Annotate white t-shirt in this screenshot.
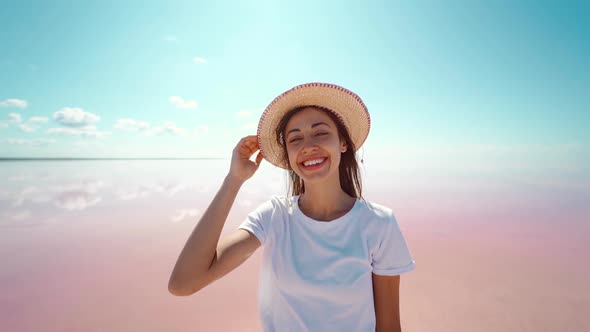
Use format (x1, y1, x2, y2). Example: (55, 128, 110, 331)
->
(238, 195, 416, 332)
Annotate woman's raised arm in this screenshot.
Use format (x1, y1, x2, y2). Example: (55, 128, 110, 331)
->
(168, 135, 263, 296)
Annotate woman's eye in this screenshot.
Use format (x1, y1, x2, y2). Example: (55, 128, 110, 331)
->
(288, 133, 327, 143)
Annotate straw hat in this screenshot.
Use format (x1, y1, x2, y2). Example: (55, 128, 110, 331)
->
(257, 82, 371, 169)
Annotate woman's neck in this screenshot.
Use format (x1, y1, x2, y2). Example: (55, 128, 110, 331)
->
(298, 177, 356, 221)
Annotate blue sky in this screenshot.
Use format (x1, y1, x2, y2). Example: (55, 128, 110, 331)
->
(1, 0, 588, 172)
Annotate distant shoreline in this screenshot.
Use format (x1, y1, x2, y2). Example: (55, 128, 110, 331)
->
(0, 158, 225, 161)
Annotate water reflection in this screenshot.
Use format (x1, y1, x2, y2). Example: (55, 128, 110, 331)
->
(0, 159, 588, 331)
(0, 160, 286, 228)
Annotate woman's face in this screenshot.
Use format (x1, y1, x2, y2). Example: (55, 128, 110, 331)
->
(284, 107, 347, 184)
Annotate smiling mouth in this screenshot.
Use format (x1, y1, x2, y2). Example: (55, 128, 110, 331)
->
(300, 157, 327, 169)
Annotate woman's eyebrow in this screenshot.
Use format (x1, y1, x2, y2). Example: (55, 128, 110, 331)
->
(286, 122, 331, 135)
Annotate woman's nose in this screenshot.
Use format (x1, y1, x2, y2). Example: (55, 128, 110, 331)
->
(301, 138, 319, 152)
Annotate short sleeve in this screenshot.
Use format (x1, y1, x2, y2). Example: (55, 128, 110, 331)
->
(371, 212, 416, 276)
(237, 199, 275, 246)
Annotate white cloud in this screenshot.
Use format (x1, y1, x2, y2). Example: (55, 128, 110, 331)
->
(52, 179, 108, 195)
(0, 99, 28, 108)
(19, 124, 36, 132)
(17, 116, 49, 132)
(47, 125, 110, 138)
(12, 186, 53, 206)
(73, 140, 106, 148)
(171, 209, 201, 223)
(192, 125, 209, 137)
(151, 180, 191, 196)
(0, 122, 7, 128)
(7, 174, 31, 182)
(144, 121, 187, 136)
(169, 96, 198, 109)
(9, 116, 50, 132)
(50, 179, 107, 210)
(54, 191, 102, 211)
(193, 57, 207, 64)
(2, 138, 56, 146)
(114, 118, 151, 131)
(8, 179, 107, 208)
(116, 181, 190, 199)
(240, 122, 257, 131)
(28, 116, 48, 123)
(6, 211, 31, 220)
(237, 111, 252, 118)
(53, 107, 100, 127)
(116, 185, 152, 201)
(8, 113, 21, 123)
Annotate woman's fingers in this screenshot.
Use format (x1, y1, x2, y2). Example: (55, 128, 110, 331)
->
(229, 136, 263, 182)
(238, 136, 256, 147)
(236, 135, 261, 159)
(238, 144, 257, 157)
(238, 136, 260, 155)
(255, 151, 264, 165)
(242, 134, 256, 141)
(244, 137, 259, 150)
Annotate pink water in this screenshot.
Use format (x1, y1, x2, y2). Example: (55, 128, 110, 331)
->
(1, 160, 588, 331)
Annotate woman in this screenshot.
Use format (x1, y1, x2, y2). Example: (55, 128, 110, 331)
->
(169, 83, 416, 331)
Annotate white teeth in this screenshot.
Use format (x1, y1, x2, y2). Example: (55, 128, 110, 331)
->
(303, 158, 325, 166)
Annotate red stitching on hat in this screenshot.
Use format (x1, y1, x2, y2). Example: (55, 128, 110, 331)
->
(263, 82, 369, 113)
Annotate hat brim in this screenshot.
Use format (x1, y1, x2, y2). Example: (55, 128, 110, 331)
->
(257, 82, 370, 169)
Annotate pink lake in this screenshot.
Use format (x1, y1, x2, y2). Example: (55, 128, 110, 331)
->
(1, 160, 588, 331)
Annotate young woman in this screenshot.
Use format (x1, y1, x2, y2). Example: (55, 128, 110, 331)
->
(169, 83, 416, 331)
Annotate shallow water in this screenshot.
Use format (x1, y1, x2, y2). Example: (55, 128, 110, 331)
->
(1, 160, 588, 331)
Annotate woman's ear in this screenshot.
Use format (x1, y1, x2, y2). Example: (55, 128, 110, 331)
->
(340, 140, 347, 153)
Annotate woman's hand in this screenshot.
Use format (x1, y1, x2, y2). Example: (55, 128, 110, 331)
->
(228, 135, 264, 183)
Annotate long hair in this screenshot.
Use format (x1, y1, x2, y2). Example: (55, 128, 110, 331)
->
(274, 105, 363, 198)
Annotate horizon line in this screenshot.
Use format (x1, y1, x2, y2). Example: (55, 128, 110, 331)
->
(0, 157, 226, 161)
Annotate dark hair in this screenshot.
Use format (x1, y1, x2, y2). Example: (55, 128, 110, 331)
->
(275, 105, 363, 198)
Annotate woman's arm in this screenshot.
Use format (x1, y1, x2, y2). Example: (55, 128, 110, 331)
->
(168, 135, 263, 296)
(372, 273, 402, 332)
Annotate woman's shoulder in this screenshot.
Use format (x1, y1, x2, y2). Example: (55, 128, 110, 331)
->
(357, 198, 396, 222)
